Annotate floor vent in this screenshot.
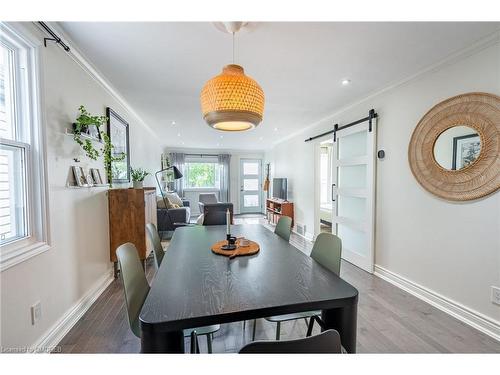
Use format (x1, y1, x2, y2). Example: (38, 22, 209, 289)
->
(296, 223, 306, 236)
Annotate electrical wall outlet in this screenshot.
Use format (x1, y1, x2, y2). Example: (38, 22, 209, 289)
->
(31, 302, 42, 325)
(491, 286, 500, 306)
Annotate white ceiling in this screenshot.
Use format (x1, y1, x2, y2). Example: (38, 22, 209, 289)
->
(59, 22, 500, 151)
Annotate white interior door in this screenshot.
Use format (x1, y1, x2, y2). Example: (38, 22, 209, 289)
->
(331, 118, 376, 273)
(240, 159, 262, 214)
(318, 141, 334, 234)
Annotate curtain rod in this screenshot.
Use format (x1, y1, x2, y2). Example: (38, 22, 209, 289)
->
(185, 153, 219, 157)
(304, 109, 377, 142)
(38, 22, 70, 52)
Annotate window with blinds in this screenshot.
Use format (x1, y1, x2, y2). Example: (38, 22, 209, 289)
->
(1, 23, 49, 270)
(0, 39, 29, 245)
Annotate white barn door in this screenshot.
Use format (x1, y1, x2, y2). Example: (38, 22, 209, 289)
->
(331, 116, 376, 273)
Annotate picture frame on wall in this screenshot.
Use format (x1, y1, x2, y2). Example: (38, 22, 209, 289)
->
(106, 107, 130, 183)
(91, 168, 103, 185)
(87, 124, 102, 141)
(72, 166, 88, 187)
(452, 133, 481, 170)
(71, 123, 102, 142)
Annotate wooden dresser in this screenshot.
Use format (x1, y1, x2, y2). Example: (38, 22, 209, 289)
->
(266, 198, 294, 227)
(108, 187, 157, 276)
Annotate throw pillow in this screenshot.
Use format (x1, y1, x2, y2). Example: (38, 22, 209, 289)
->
(157, 196, 174, 209)
(166, 192, 183, 206)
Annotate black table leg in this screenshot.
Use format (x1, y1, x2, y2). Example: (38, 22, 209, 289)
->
(321, 301, 358, 353)
(141, 329, 184, 353)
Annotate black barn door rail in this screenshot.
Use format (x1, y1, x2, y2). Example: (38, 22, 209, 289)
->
(304, 109, 378, 143)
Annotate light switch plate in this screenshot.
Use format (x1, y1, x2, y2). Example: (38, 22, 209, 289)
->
(31, 302, 42, 325)
(491, 286, 500, 306)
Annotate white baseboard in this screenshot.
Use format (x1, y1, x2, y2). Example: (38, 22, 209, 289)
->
(374, 265, 500, 342)
(33, 269, 114, 353)
(292, 228, 314, 242)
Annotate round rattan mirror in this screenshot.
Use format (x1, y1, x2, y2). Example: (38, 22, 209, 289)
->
(408, 92, 500, 201)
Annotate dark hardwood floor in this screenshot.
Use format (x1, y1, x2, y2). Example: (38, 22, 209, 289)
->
(56, 215, 500, 353)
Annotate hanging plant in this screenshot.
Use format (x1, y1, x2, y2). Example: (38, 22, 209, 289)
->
(72, 105, 126, 187)
(73, 105, 107, 160)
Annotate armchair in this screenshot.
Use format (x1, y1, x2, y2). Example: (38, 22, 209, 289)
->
(198, 193, 234, 226)
(198, 193, 220, 213)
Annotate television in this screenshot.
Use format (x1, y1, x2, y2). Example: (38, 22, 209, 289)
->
(272, 178, 288, 200)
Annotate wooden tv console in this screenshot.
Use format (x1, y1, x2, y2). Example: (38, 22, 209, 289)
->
(266, 198, 294, 227)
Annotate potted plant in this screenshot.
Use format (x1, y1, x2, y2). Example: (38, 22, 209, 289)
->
(130, 167, 149, 189)
(71, 105, 126, 187)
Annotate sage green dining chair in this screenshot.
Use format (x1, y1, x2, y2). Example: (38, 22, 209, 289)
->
(146, 223, 164, 270)
(240, 329, 342, 353)
(252, 232, 342, 341)
(116, 243, 220, 353)
(245, 215, 294, 333)
(274, 216, 292, 242)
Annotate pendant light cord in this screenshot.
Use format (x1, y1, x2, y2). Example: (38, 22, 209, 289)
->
(232, 32, 235, 64)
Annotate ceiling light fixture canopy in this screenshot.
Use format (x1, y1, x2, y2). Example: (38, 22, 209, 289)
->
(200, 22, 264, 132)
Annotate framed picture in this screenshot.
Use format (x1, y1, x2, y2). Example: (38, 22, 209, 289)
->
(72, 122, 102, 142)
(86, 171, 94, 187)
(72, 166, 88, 187)
(91, 168, 103, 185)
(87, 124, 102, 141)
(106, 107, 130, 183)
(452, 133, 481, 170)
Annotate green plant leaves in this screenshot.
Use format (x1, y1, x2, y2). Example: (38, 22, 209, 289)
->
(72, 105, 127, 186)
(130, 167, 149, 182)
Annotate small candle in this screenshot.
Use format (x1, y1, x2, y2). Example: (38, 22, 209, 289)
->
(226, 208, 231, 235)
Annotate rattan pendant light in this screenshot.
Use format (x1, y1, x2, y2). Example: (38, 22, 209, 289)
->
(200, 23, 264, 131)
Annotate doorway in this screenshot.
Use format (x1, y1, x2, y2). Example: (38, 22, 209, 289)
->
(318, 140, 333, 234)
(239, 159, 262, 214)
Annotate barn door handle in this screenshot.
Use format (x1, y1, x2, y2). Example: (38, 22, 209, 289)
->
(332, 183, 336, 202)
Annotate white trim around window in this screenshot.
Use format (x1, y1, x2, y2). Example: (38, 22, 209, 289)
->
(0, 22, 50, 271)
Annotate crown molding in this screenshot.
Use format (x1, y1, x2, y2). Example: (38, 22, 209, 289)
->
(31, 21, 161, 143)
(273, 29, 500, 148)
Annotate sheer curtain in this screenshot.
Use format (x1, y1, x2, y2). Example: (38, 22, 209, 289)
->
(218, 154, 231, 202)
(169, 152, 185, 197)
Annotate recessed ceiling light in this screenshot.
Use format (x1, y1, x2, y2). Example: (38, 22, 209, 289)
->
(341, 79, 351, 86)
(259, 136, 263, 140)
(177, 133, 181, 137)
(220, 135, 224, 139)
(274, 127, 278, 132)
(171, 121, 176, 125)
(216, 143, 220, 146)
(181, 141, 185, 145)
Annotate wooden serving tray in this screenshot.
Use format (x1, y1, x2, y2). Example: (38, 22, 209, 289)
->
(211, 239, 260, 258)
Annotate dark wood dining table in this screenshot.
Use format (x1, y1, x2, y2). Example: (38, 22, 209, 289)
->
(139, 224, 359, 353)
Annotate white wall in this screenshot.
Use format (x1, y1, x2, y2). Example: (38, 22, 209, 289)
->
(166, 148, 265, 216)
(266, 40, 500, 324)
(0, 23, 164, 349)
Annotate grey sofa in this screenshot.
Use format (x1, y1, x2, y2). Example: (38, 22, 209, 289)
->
(157, 199, 190, 232)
